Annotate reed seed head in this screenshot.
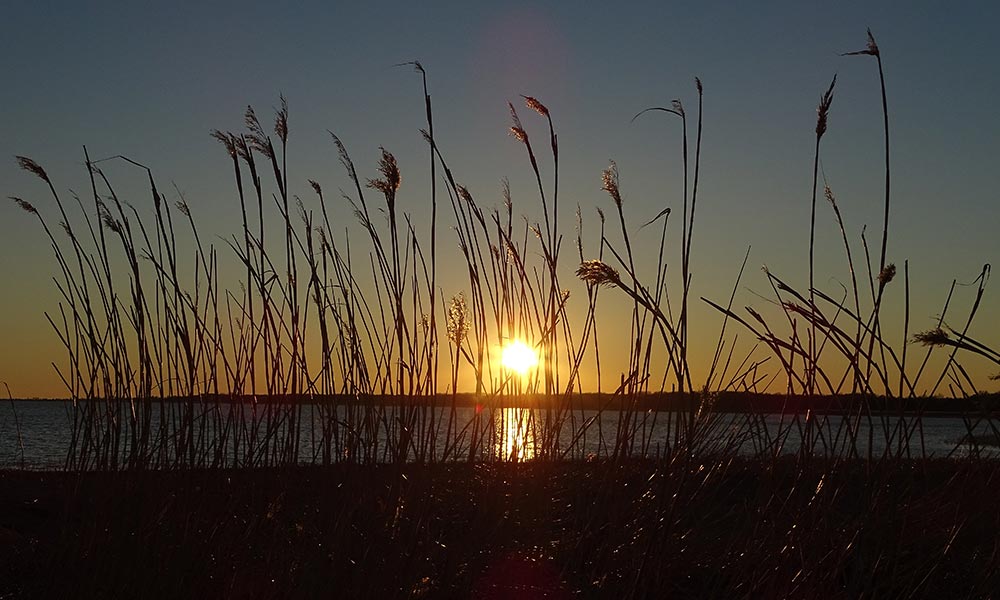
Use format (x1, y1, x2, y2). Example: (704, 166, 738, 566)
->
(245, 105, 273, 159)
(844, 28, 880, 57)
(878, 263, 896, 285)
(505, 240, 519, 265)
(16, 156, 50, 183)
(508, 102, 528, 144)
(211, 130, 238, 158)
(446, 293, 470, 345)
(10, 196, 38, 215)
(366, 148, 401, 201)
(274, 94, 289, 144)
(576, 260, 621, 288)
(522, 95, 549, 117)
(329, 132, 356, 182)
(309, 179, 322, 197)
(101, 212, 122, 235)
(233, 136, 250, 163)
(865, 29, 880, 56)
(602, 161, 622, 208)
(575, 205, 584, 254)
(317, 227, 329, 252)
(913, 328, 950, 347)
(295, 197, 307, 224)
(816, 74, 836, 139)
(823, 184, 837, 208)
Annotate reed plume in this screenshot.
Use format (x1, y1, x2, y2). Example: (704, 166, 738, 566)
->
(576, 260, 621, 288)
(601, 162, 622, 208)
(15, 156, 50, 183)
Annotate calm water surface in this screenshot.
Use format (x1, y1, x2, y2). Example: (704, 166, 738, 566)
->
(0, 400, 994, 469)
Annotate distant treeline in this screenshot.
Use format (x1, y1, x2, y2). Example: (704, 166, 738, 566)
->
(13, 392, 1000, 416)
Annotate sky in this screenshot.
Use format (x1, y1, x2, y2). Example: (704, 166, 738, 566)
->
(1, 1, 998, 397)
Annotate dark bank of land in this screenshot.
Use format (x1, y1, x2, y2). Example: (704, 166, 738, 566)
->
(11, 391, 1000, 417)
(2, 459, 999, 598)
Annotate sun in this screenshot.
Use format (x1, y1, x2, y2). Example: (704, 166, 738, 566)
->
(500, 339, 538, 376)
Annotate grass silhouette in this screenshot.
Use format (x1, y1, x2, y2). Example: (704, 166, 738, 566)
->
(3, 29, 1000, 598)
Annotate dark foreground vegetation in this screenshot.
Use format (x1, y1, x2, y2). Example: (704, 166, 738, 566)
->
(3, 458, 999, 599)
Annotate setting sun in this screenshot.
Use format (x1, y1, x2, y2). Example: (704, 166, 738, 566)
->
(500, 340, 539, 375)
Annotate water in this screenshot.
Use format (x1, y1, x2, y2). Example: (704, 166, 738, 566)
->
(0, 400, 995, 469)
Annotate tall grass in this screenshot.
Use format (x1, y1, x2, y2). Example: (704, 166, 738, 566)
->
(6, 31, 998, 473)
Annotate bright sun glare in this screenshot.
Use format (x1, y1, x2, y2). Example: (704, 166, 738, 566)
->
(500, 340, 538, 376)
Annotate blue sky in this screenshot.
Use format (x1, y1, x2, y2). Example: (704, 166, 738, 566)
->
(2, 1, 998, 395)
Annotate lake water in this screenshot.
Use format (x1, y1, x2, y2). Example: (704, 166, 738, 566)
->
(1, 400, 995, 469)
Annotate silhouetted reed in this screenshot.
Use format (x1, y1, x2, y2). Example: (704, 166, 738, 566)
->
(6, 32, 997, 474)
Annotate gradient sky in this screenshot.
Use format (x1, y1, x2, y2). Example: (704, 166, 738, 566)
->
(2, 1, 998, 397)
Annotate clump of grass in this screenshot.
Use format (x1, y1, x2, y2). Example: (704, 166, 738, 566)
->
(6, 34, 997, 470)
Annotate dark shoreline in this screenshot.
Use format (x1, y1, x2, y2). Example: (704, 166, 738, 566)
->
(8, 391, 1000, 418)
(3, 458, 999, 598)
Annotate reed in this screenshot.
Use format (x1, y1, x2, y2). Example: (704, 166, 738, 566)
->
(5, 33, 996, 475)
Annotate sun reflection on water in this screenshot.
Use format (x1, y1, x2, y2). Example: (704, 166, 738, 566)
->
(494, 407, 536, 461)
